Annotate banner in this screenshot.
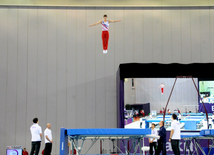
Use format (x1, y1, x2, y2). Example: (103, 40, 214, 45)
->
(199, 103, 214, 113)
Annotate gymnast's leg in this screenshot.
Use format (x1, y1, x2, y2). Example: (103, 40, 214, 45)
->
(102, 31, 109, 54)
(105, 31, 109, 51)
(161, 88, 164, 94)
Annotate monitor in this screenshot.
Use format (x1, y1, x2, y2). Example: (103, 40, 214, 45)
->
(6, 149, 22, 155)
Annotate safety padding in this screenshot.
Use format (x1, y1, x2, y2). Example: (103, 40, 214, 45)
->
(59, 128, 68, 155)
(200, 129, 211, 136)
(67, 128, 151, 137)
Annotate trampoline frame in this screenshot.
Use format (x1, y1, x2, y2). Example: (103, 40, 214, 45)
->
(59, 128, 159, 155)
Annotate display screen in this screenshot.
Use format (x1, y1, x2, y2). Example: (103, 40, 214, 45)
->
(199, 81, 214, 103)
(6, 149, 22, 155)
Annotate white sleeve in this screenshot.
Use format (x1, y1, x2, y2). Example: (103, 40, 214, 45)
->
(171, 121, 175, 130)
(155, 129, 158, 136)
(39, 127, 42, 134)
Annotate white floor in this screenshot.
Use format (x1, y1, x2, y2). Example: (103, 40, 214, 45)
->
(125, 121, 141, 129)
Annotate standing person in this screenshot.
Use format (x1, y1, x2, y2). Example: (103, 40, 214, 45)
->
(89, 14, 121, 54)
(22, 148, 29, 155)
(149, 123, 158, 155)
(156, 121, 166, 155)
(169, 114, 181, 155)
(44, 123, 53, 155)
(30, 118, 42, 155)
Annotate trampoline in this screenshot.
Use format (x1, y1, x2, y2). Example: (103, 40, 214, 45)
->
(60, 128, 214, 155)
(181, 129, 214, 155)
(59, 128, 159, 155)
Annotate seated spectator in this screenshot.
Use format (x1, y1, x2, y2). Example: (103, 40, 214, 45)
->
(140, 109, 145, 117)
(22, 148, 28, 155)
(177, 108, 180, 113)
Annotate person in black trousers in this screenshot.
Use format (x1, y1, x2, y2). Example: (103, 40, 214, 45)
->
(30, 118, 42, 155)
(44, 123, 53, 155)
(156, 121, 166, 155)
(149, 123, 158, 155)
(169, 114, 181, 155)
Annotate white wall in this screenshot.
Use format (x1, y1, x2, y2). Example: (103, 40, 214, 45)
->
(124, 78, 136, 106)
(0, 6, 214, 155)
(135, 78, 198, 113)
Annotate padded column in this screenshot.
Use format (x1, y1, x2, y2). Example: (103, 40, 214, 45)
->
(59, 128, 68, 155)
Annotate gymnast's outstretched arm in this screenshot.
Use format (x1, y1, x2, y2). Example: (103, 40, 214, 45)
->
(89, 20, 102, 27)
(109, 20, 121, 23)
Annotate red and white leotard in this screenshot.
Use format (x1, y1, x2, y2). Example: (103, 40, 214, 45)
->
(159, 84, 164, 94)
(101, 20, 109, 50)
(102, 20, 109, 31)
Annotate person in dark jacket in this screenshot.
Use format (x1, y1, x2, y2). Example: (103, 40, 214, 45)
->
(156, 121, 166, 155)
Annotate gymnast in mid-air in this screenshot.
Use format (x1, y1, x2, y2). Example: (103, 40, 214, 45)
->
(89, 14, 121, 54)
(159, 83, 165, 94)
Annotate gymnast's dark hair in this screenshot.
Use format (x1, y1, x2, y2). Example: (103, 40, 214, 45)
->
(33, 118, 38, 123)
(172, 113, 177, 120)
(103, 14, 107, 17)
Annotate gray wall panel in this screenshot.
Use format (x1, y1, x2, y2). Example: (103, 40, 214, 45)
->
(171, 8, 182, 62)
(6, 7, 18, 146)
(85, 8, 96, 152)
(153, 8, 163, 62)
(200, 8, 211, 62)
(124, 9, 134, 62)
(56, 8, 67, 150)
(37, 7, 48, 137)
(47, 8, 58, 154)
(133, 9, 143, 62)
(143, 8, 153, 62)
(0, 7, 7, 152)
(16, 7, 28, 147)
(86, 9, 96, 129)
(66, 8, 77, 129)
(190, 8, 201, 62)
(76, 9, 86, 128)
(114, 9, 124, 70)
(181, 8, 191, 63)
(162, 8, 172, 63)
(1, 6, 214, 155)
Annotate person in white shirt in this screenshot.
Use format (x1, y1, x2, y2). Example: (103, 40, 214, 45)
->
(30, 118, 42, 155)
(169, 114, 181, 155)
(44, 123, 53, 155)
(149, 123, 158, 155)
